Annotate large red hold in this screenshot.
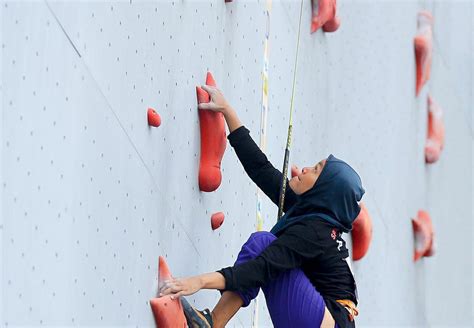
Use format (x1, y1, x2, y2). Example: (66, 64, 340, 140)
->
(311, 0, 341, 34)
(425, 95, 445, 164)
(414, 11, 433, 96)
(412, 210, 435, 262)
(149, 256, 187, 328)
(196, 72, 227, 192)
(351, 203, 373, 261)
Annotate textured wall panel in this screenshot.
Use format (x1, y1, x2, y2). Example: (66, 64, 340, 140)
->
(1, 0, 472, 327)
(0, 2, 4, 326)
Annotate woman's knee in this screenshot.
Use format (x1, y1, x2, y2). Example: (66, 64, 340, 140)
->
(248, 231, 276, 243)
(237, 231, 277, 262)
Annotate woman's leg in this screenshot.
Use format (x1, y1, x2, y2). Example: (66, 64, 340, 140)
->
(262, 266, 327, 328)
(211, 231, 277, 327)
(211, 291, 243, 328)
(212, 231, 330, 328)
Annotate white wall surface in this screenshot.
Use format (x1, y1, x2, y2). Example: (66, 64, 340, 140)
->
(1, 0, 472, 327)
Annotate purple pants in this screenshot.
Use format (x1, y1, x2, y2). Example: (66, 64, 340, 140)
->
(233, 231, 339, 328)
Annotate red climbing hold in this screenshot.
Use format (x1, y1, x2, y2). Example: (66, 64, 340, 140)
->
(425, 95, 445, 164)
(311, 0, 340, 34)
(148, 108, 162, 127)
(150, 256, 187, 328)
(412, 210, 435, 262)
(351, 203, 373, 261)
(211, 212, 225, 230)
(196, 72, 227, 192)
(414, 11, 433, 96)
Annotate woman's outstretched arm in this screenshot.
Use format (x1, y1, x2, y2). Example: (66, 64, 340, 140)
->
(198, 84, 298, 211)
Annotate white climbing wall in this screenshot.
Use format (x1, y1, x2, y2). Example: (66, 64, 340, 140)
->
(1, 0, 472, 327)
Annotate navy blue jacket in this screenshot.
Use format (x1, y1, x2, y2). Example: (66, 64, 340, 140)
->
(218, 126, 364, 328)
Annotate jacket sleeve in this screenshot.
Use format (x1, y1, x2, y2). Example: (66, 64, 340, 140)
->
(227, 126, 298, 212)
(217, 222, 323, 292)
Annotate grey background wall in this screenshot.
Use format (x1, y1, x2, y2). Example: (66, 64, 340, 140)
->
(1, 0, 472, 327)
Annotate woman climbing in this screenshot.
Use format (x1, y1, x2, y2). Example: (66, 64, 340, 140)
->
(160, 84, 365, 328)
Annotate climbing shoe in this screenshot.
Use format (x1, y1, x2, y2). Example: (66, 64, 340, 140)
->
(180, 297, 214, 328)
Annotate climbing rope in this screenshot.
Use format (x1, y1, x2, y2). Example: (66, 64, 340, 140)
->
(277, 0, 305, 221)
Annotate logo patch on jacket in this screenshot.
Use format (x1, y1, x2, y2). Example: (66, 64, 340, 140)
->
(331, 228, 337, 240)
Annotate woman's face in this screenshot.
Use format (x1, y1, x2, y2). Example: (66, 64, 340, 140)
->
(288, 159, 327, 195)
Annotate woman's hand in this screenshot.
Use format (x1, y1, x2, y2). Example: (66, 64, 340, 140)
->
(198, 85, 231, 114)
(197, 84, 242, 133)
(159, 276, 203, 300)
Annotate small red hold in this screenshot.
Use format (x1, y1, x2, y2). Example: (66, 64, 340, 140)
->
(311, 0, 340, 34)
(412, 210, 435, 262)
(211, 212, 225, 230)
(147, 108, 161, 127)
(149, 256, 187, 328)
(425, 95, 445, 164)
(351, 203, 373, 261)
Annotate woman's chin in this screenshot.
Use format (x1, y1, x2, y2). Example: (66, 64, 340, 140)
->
(288, 179, 299, 195)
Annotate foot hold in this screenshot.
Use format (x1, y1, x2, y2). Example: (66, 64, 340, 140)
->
(149, 256, 187, 327)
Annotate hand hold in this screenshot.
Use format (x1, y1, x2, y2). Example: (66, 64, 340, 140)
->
(211, 212, 225, 230)
(150, 256, 187, 327)
(412, 210, 435, 262)
(351, 203, 373, 261)
(147, 108, 162, 127)
(425, 95, 445, 164)
(414, 11, 433, 96)
(196, 72, 227, 192)
(311, 0, 340, 34)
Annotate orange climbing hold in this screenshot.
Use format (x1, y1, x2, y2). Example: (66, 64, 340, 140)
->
(211, 212, 225, 230)
(196, 72, 227, 192)
(414, 11, 433, 96)
(150, 256, 187, 328)
(351, 203, 373, 261)
(425, 95, 445, 164)
(412, 210, 435, 262)
(311, 0, 340, 34)
(147, 108, 162, 127)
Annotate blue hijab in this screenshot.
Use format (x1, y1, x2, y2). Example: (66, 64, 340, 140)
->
(270, 154, 365, 235)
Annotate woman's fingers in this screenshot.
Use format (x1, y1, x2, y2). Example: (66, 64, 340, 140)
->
(170, 291, 185, 300)
(198, 102, 214, 110)
(200, 85, 229, 113)
(201, 84, 217, 93)
(160, 279, 183, 296)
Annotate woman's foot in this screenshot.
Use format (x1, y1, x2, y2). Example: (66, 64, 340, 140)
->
(181, 297, 214, 328)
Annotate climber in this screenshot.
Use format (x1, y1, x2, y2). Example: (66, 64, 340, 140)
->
(160, 85, 365, 328)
